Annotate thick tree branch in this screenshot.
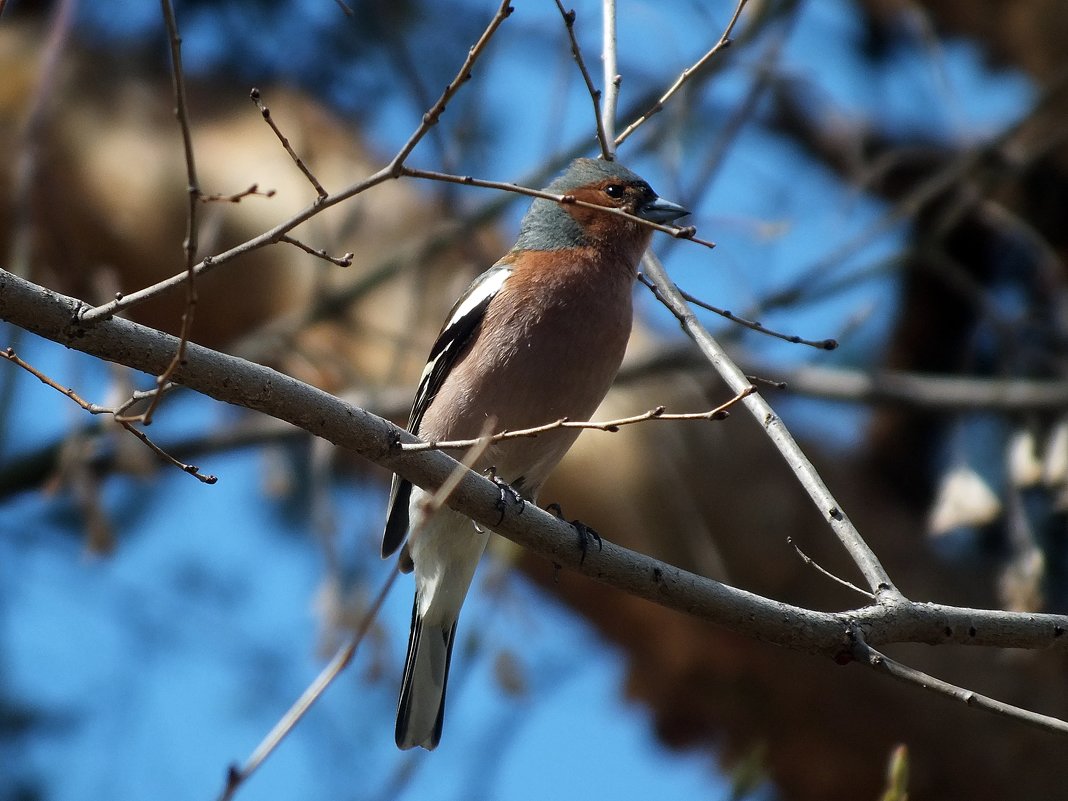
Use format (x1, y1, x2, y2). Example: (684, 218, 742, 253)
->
(3, 268, 1068, 670)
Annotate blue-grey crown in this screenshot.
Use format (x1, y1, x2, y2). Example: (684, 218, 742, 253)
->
(513, 158, 647, 252)
(544, 158, 643, 194)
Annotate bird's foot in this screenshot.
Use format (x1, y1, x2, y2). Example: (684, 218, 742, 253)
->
(545, 503, 602, 565)
(484, 467, 525, 524)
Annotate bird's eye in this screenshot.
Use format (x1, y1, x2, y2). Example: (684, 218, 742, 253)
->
(604, 184, 626, 199)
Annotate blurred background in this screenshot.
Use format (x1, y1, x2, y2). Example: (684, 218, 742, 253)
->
(2, 0, 1068, 798)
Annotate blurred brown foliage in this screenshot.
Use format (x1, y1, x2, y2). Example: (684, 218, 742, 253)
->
(4, 2, 1068, 799)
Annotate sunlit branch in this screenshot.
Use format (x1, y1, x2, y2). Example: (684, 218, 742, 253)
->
(554, 0, 612, 160)
(639, 250, 900, 598)
(397, 388, 752, 453)
(615, 0, 749, 146)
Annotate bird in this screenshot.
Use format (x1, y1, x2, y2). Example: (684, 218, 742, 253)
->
(381, 157, 689, 750)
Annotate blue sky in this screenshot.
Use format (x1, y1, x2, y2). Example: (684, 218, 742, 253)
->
(0, 0, 1036, 799)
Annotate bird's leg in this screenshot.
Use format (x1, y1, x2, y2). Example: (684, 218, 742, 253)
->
(545, 503, 602, 564)
(483, 467, 525, 524)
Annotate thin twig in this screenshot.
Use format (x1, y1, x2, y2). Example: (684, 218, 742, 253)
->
(387, 0, 515, 173)
(600, 0, 619, 153)
(788, 537, 874, 599)
(0, 0, 77, 463)
(279, 235, 353, 267)
(615, 0, 749, 147)
(412, 418, 497, 525)
(199, 184, 276, 203)
(249, 88, 328, 199)
(852, 631, 1068, 736)
(135, 0, 201, 427)
(678, 284, 838, 350)
(2, 348, 216, 484)
(400, 166, 713, 247)
(639, 251, 901, 599)
(553, 0, 612, 160)
(398, 388, 753, 453)
(218, 423, 496, 800)
(77, 1, 516, 327)
(638, 273, 838, 349)
(8, 0, 77, 277)
(617, 342, 1068, 411)
(745, 374, 788, 391)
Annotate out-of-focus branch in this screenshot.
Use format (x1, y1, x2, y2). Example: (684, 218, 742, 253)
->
(217, 562, 402, 801)
(618, 343, 1068, 411)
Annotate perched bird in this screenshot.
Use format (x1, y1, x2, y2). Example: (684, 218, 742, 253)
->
(382, 157, 689, 750)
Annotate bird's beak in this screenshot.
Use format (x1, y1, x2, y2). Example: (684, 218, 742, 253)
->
(638, 196, 690, 224)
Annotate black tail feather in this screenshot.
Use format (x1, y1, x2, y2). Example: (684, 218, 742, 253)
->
(395, 598, 458, 750)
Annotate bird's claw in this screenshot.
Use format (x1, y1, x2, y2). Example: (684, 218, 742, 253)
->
(484, 467, 525, 525)
(545, 502, 602, 565)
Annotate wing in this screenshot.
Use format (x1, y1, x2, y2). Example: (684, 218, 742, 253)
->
(381, 262, 513, 557)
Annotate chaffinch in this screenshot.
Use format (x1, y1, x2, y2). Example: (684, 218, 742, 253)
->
(382, 157, 689, 750)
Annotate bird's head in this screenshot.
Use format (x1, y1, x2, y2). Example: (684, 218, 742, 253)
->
(514, 158, 689, 255)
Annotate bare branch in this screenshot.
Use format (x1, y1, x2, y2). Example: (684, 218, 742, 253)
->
(778, 364, 1068, 411)
(138, 0, 201, 427)
(682, 290, 839, 350)
(387, 0, 515, 173)
(398, 387, 753, 452)
(199, 184, 276, 203)
(615, 0, 749, 146)
(788, 536, 874, 600)
(618, 342, 1068, 411)
(852, 631, 1068, 736)
(8, 270, 1068, 736)
(400, 165, 714, 246)
(217, 563, 401, 801)
(76, 167, 393, 325)
(639, 250, 901, 598)
(250, 88, 328, 199)
(75, 1, 516, 327)
(217, 422, 495, 800)
(600, 0, 619, 153)
(279, 235, 353, 267)
(553, 0, 612, 160)
(1, 347, 217, 484)
(638, 272, 839, 350)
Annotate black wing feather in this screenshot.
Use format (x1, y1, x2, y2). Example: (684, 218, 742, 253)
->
(380, 264, 511, 557)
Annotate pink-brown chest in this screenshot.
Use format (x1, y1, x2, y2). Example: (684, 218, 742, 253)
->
(419, 249, 636, 483)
